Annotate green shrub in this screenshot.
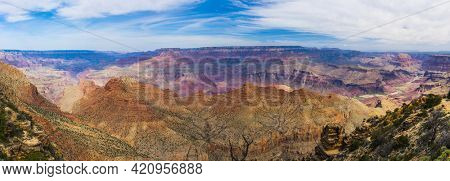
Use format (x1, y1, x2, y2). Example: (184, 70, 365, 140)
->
(349, 139, 363, 151)
(393, 152, 414, 161)
(423, 94, 442, 109)
(21, 151, 48, 161)
(0, 151, 8, 161)
(371, 130, 386, 149)
(359, 155, 372, 161)
(8, 123, 24, 138)
(419, 156, 431, 161)
(401, 106, 413, 117)
(0, 108, 7, 142)
(393, 135, 410, 150)
(17, 111, 32, 121)
(2, 101, 18, 112)
(370, 126, 393, 149)
(435, 147, 450, 161)
(393, 118, 405, 127)
(417, 110, 428, 118)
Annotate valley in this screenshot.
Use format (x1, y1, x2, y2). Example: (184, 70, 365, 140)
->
(0, 46, 448, 160)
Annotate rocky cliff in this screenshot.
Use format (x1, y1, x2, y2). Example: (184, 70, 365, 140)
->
(311, 94, 449, 161)
(66, 76, 379, 160)
(0, 62, 145, 160)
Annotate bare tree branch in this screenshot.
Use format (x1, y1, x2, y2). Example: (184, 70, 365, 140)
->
(229, 135, 254, 161)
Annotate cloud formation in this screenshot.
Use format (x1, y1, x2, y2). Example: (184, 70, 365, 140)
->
(57, 0, 201, 19)
(1, 0, 450, 51)
(0, 0, 200, 22)
(245, 0, 450, 46)
(0, 0, 60, 22)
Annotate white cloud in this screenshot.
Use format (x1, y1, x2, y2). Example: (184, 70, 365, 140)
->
(245, 0, 450, 46)
(0, 0, 60, 22)
(57, 0, 201, 19)
(0, 0, 200, 22)
(2, 0, 450, 51)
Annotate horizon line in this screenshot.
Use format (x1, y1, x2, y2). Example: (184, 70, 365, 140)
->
(1, 45, 450, 54)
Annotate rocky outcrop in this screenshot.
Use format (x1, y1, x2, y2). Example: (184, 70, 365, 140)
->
(0, 50, 155, 104)
(311, 94, 449, 161)
(1, 47, 449, 161)
(375, 100, 383, 108)
(309, 124, 346, 160)
(69, 77, 378, 160)
(422, 55, 450, 72)
(1, 62, 145, 161)
(78, 48, 447, 110)
(1, 96, 61, 161)
(3, 48, 448, 110)
(320, 124, 345, 152)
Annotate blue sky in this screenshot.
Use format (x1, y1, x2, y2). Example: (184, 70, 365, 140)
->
(1, 0, 450, 52)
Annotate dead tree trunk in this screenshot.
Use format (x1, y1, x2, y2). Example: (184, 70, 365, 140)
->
(229, 135, 254, 161)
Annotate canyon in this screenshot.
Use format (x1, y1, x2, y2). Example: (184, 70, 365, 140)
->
(1, 46, 448, 160)
(2, 47, 448, 110)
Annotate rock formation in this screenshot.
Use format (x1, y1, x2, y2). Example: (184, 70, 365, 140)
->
(311, 94, 449, 161)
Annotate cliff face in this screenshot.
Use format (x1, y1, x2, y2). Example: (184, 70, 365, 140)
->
(0, 96, 61, 161)
(70, 77, 189, 160)
(0, 62, 56, 109)
(1, 62, 59, 160)
(1, 47, 449, 161)
(0, 50, 155, 103)
(79, 48, 447, 111)
(422, 55, 450, 72)
(0, 60, 382, 161)
(311, 94, 450, 161)
(67, 76, 378, 160)
(2, 47, 448, 111)
(0, 62, 144, 161)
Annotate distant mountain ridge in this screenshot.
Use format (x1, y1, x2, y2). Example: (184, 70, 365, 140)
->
(0, 61, 381, 161)
(1, 46, 449, 113)
(0, 50, 156, 72)
(1, 45, 449, 161)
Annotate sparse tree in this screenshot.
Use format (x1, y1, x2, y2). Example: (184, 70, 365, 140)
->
(421, 108, 449, 147)
(255, 95, 303, 135)
(228, 135, 254, 161)
(158, 105, 234, 160)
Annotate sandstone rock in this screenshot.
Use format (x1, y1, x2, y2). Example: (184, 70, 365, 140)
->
(320, 124, 345, 151)
(375, 100, 382, 108)
(23, 138, 41, 147)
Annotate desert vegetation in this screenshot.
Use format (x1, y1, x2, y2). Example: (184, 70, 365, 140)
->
(312, 94, 449, 161)
(0, 97, 60, 161)
(1, 48, 449, 161)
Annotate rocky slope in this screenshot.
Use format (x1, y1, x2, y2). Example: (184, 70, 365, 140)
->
(0, 62, 145, 160)
(0, 50, 155, 103)
(1, 46, 448, 161)
(70, 77, 190, 160)
(1, 60, 382, 161)
(311, 94, 449, 161)
(79, 47, 448, 109)
(0, 96, 61, 161)
(419, 54, 450, 72)
(67, 76, 380, 160)
(2, 47, 448, 111)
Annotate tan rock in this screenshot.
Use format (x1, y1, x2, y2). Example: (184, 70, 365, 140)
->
(23, 138, 41, 147)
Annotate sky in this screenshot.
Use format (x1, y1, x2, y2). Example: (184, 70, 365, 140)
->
(1, 0, 450, 52)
